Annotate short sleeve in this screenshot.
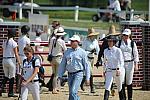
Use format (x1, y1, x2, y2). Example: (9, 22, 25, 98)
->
(34, 58, 41, 67)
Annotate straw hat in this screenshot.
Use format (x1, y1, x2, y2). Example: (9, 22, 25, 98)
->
(87, 28, 99, 37)
(107, 25, 120, 36)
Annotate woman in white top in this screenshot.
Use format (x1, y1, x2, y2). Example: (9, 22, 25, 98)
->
(21, 45, 40, 100)
(103, 35, 125, 100)
(0, 29, 21, 97)
(82, 28, 100, 93)
(48, 27, 67, 94)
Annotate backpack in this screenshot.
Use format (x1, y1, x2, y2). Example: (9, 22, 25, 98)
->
(23, 57, 45, 81)
(118, 40, 134, 57)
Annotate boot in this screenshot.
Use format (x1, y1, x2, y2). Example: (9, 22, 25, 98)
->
(122, 84, 126, 100)
(0, 77, 9, 96)
(127, 84, 132, 100)
(104, 90, 109, 100)
(8, 77, 17, 97)
(46, 74, 54, 91)
(90, 75, 95, 93)
(80, 76, 86, 91)
(119, 89, 126, 100)
(110, 83, 115, 96)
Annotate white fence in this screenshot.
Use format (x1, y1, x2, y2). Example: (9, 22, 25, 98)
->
(0, 5, 148, 21)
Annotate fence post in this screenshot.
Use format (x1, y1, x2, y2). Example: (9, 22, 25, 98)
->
(130, 9, 134, 21)
(74, 6, 79, 22)
(19, 3, 22, 19)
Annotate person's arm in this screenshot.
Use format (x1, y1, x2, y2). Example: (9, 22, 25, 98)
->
(95, 40, 100, 55)
(133, 42, 139, 70)
(58, 52, 67, 78)
(14, 46, 21, 65)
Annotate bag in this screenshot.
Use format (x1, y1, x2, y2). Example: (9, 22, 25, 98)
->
(47, 54, 53, 61)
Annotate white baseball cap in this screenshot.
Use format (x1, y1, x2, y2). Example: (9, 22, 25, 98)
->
(54, 27, 66, 36)
(122, 29, 131, 35)
(69, 35, 80, 42)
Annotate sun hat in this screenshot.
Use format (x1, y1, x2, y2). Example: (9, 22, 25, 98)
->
(54, 27, 66, 36)
(122, 29, 131, 36)
(87, 28, 99, 37)
(69, 35, 80, 42)
(107, 25, 120, 36)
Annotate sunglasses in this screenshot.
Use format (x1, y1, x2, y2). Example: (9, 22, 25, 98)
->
(123, 34, 128, 36)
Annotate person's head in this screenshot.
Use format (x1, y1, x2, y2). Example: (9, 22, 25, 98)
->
(69, 35, 80, 49)
(54, 27, 66, 37)
(21, 25, 30, 35)
(36, 29, 43, 36)
(107, 35, 117, 47)
(7, 29, 16, 38)
(23, 45, 34, 58)
(52, 21, 60, 29)
(87, 28, 99, 40)
(122, 29, 131, 41)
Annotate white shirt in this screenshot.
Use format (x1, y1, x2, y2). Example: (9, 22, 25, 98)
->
(116, 39, 139, 63)
(82, 38, 100, 58)
(108, 0, 121, 11)
(49, 36, 67, 56)
(23, 57, 40, 81)
(103, 46, 124, 71)
(18, 35, 30, 56)
(35, 36, 44, 52)
(2, 38, 18, 57)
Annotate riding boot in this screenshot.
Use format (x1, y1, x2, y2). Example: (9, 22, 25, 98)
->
(0, 77, 9, 96)
(127, 84, 133, 100)
(80, 76, 86, 91)
(104, 90, 109, 100)
(119, 89, 126, 100)
(8, 77, 17, 97)
(122, 84, 126, 100)
(46, 74, 54, 91)
(90, 75, 95, 93)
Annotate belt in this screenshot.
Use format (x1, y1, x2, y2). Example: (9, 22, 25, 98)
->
(108, 68, 119, 70)
(68, 70, 83, 74)
(30, 79, 39, 83)
(3, 57, 15, 59)
(124, 59, 134, 62)
(53, 55, 62, 57)
(88, 56, 94, 59)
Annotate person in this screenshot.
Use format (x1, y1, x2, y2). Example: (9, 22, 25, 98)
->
(96, 25, 121, 96)
(18, 25, 30, 63)
(35, 29, 44, 52)
(0, 29, 21, 97)
(81, 28, 100, 93)
(48, 26, 67, 94)
(116, 29, 139, 100)
(58, 35, 90, 100)
(21, 45, 40, 100)
(103, 35, 125, 100)
(120, 0, 131, 11)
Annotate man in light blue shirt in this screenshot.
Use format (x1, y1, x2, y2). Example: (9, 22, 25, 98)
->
(58, 35, 90, 100)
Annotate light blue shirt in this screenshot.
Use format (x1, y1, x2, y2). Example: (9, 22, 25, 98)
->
(58, 47, 91, 80)
(82, 38, 100, 57)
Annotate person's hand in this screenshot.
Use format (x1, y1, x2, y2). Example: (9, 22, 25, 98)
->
(116, 70, 120, 76)
(134, 63, 139, 71)
(90, 49, 96, 54)
(85, 80, 90, 86)
(21, 80, 28, 86)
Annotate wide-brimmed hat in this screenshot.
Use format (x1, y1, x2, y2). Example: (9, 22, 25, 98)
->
(107, 25, 120, 36)
(122, 29, 131, 36)
(87, 28, 99, 37)
(54, 27, 66, 36)
(69, 35, 80, 42)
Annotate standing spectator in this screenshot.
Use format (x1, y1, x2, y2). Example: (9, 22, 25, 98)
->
(48, 27, 67, 94)
(21, 46, 40, 100)
(58, 35, 90, 100)
(0, 29, 21, 97)
(18, 25, 30, 62)
(103, 35, 125, 100)
(116, 29, 139, 100)
(120, 0, 131, 11)
(81, 28, 100, 93)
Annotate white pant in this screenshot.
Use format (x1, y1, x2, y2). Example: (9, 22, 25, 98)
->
(21, 82, 40, 100)
(124, 61, 134, 85)
(105, 67, 125, 92)
(2, 58, 16, 78)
